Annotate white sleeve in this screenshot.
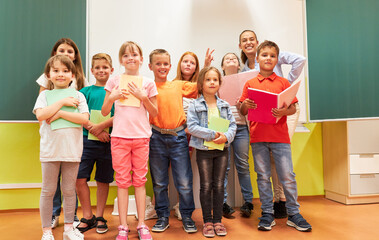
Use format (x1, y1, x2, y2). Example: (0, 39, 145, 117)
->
(33, 90, 48, 114)
(83, 77, 90, 87)
(36, 74, 48, 88)
(278, 52, 306, 84)
(77, 91, 89, 114)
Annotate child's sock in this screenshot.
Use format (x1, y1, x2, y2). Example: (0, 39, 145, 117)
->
(64, 223, 74, 232)
(42, 228, 53, 234)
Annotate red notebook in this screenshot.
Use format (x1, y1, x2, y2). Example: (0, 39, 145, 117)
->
(247, 79, 301, 124)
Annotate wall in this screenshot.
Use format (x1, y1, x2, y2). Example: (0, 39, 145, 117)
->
(87, 0, 308, 123)
(0, 0, 324, 210)
(0, 122, 323, 210)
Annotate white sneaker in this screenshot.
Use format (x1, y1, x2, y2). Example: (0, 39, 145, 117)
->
(51, 216, 59, 229)
(41, 231, 55, 240)
(173, 202, 182, 221)
(73, 215, 80, 228)
(135, 203, 158, 220)
(63, 228, 84, 240)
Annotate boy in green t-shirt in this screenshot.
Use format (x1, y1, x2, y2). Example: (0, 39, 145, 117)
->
(76, 53, 114, 234)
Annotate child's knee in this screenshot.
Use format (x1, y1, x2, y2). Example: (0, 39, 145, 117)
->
(132, 175, 147, 188)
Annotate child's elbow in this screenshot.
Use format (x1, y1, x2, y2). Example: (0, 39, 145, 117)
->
(101, 108, 108, 116)
(35, 110, 45, 122)
(36, 114, 44, 122)
(82, 113, 90, 124)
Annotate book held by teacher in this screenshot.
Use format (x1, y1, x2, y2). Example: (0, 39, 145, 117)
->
(219, 70, 259, 106)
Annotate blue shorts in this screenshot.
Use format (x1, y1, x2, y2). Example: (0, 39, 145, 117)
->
(77, 136, 114, 183)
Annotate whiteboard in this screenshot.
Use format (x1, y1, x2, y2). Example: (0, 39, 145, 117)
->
(87, 0, 307, 122)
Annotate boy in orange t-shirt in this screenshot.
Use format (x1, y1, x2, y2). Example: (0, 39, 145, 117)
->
(148, 49, 198, 234)
(240, 41, 312, 232)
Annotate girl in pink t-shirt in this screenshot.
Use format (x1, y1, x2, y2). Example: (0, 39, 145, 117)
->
(102, 41, 158, 240)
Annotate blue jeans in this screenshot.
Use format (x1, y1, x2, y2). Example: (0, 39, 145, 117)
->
(52, 173, 78, 217)
(224, 125, 253, 203)
(251, 142, 300, 216)
(149, 129, 195, 218)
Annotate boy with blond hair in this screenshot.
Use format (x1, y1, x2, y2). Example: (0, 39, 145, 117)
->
(76, 53, 114, 234)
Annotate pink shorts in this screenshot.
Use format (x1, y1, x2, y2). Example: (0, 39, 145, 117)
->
(111, 137, 149, 188)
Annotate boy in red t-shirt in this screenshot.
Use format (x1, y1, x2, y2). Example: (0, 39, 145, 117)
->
(240, 40, 311, 232)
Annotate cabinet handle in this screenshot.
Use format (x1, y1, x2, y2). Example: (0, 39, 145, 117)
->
(359, 174, 375, 178)
(359, 154, 374, 158)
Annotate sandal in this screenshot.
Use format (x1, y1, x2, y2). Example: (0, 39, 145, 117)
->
(76, 215, 97, 233)
(213, 222, 227, 236)
(137, 224, 152, 240)
(116, 225, 129, 240)
(96, 216, 108, 234)
(202, 222, 215, 238)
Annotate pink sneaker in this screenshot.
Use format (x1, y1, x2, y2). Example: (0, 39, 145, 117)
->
(116, 225, 129, 240)
(137, 225, 152, 240)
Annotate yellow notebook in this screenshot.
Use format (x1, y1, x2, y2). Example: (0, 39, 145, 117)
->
(204, 116, 230, 150)
(88, 110, 111, 141)
(119, 75, 143, 107)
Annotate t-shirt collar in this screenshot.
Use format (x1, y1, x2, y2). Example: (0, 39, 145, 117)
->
(257, 72, 277, 82)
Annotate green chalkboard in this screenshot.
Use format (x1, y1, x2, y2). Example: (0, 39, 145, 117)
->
(0, 0, 86, 121)
(306, 0, 379, 121)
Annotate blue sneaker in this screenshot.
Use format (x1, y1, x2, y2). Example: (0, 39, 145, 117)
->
(182, 217, 197, 233)
(152, 217, 169, 232)
(287, 213, 312, 232)
(258, 213, 276, 231)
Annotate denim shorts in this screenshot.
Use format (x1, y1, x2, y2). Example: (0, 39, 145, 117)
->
(77, 136, 114, 183)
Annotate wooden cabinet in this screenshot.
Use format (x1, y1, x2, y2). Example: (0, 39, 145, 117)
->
(323, 120, 379, 204)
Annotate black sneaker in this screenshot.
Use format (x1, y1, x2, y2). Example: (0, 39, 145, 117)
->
(182, 217, 197, 233)
(258, 213, 276, 231)
(223, 203, 235, 218)
(152, 217, 169, 232)
(274, 201, 288, 219)
(240, 201, 254, 218)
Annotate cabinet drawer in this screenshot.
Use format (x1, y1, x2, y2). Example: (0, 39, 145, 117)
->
(348, 120, 379, 154)
(350, 174, 379, 195)
(349, 154, 379, 174)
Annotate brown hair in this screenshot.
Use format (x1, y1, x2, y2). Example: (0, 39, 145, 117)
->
(197, 67, 222, 95)
(174, 52, 199, 82)
(51, 38, 86, 90)
(91, 53, 113, 68)
(149, 49, 171, 64)
(239, 30, 258, 64)
(119, 41, 143, 63)
(44, 55, 76, 90)
(256, 40, 280, 57)
(221, 52, 241, 76)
